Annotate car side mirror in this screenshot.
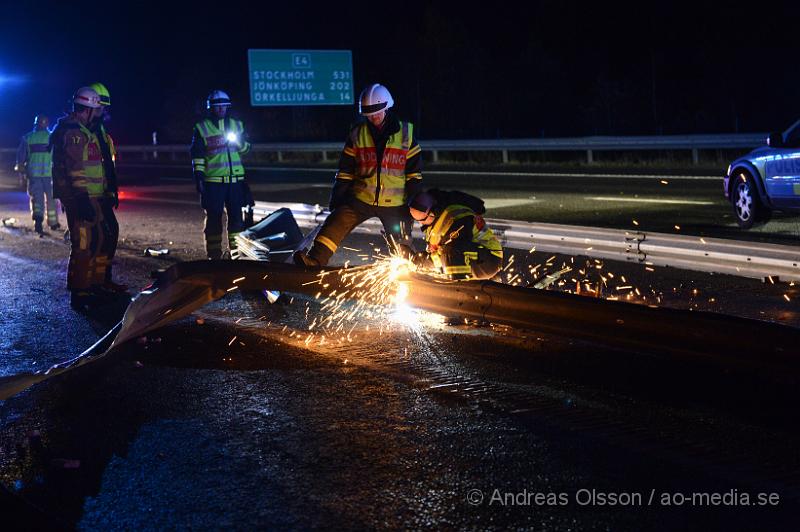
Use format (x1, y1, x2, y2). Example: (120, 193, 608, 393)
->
(767, 131, 784, 148)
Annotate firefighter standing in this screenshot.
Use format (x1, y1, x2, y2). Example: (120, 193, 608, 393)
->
(88, 82, 126, 292)
(51, 87, 117, 310)
(294, 83, 422, 267)
(407, 189, 503, 280)
(16, 115, 60, 236)
(190, 90, 251, 259)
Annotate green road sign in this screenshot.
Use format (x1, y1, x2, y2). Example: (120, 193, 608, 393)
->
(248, 49, 354, 107)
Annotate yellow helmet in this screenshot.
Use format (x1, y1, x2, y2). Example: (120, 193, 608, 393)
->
(89, 82, 111, 106)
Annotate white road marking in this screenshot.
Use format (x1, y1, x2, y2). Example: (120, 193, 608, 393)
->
(585, 196, 715, 205)
(484, 198, 539, 209)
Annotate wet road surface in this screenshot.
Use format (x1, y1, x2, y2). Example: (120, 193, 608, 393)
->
(113, 163, 800, 245)
(1, 174, 799, 530)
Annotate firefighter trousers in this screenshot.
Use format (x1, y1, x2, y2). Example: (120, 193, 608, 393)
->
(441, 244, 503, 280)
(308, 201, 412, 266)
(201, 181, 246, 259)
(27, 176, 59, 226)
(99, 197, 119, 282)
(63, 197, 113, 291)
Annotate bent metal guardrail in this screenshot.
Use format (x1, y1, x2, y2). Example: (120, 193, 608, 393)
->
(239, 201, 800, 282)
(0, 133, 766, 164)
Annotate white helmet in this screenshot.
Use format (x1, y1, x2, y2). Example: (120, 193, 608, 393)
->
(207, 89, 232, 109)
(359, 83, 394, 116)
(73, 86, 102, 109)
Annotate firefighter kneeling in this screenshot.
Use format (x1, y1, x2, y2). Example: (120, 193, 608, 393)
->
(406, 189, 503, 280)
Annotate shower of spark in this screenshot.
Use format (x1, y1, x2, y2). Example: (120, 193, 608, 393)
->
(296, 253, 428, 346)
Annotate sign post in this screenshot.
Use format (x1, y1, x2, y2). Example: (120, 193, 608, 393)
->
(248, 49, 354, 107)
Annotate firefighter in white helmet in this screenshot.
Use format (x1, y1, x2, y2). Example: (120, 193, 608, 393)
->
(294, 83, 423, 267)
(50, 87, 123, 310)
(190, 89, 253, 258)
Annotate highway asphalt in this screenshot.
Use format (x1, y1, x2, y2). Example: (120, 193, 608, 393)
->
(0, 171, 798, 529)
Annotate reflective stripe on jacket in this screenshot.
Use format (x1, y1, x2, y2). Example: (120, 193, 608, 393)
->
(424, 204, 503, 274)
(51, 118, 106, 198)
(348, 121, 414, 207)
(21, 130, 53, 178)
(192, 118, 250, 181)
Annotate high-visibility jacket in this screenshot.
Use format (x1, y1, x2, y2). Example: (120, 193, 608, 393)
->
(338, 119, 422, 207)
(424, 204, 503, 278)
(191, 117, 251, 182)
(18, 129, 52, 178)
(51, 116, 107, 198)
(96, 125, 118, 194)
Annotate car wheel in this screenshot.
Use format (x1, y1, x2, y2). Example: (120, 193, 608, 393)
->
(732, 171, 770, 229)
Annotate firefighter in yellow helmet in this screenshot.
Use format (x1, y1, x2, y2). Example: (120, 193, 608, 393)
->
(407, 189, 503, 280)
(50, 87, 122, 311)
(88, 82, 126, 293)
(16, 114, 60, 235)
(294, 83, 422, 267)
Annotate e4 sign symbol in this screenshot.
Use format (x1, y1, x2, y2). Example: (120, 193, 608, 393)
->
(293, 53, 311, 68)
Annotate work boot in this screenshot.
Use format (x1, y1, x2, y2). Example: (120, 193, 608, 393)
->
(103, 279, 130, 293)
(34, 219, 44, 237)
(91, 283, 131, 301)
(70, 290, 99, 312)
(293, 250, 320, 268)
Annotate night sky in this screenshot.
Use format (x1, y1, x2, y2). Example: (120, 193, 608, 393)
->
(2, 1, 799, 146)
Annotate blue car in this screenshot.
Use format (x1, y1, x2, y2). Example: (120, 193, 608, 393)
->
(724, 119, 800, 228)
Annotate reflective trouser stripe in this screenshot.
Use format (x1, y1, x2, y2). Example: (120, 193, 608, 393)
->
(463, 251, 479, 265)
(65, 197, 110, 290)
(228, 231, 240, 250)
(316, 234, 338, 253)
(204, 175, 244, 183)
(94, 255, 108, 284)
(27, 177, 59, 225)
(30, 198, 43, 218)
(79, 226, 88, 250)
(201, 181, 246, 259)
(444, 265, 472, 275)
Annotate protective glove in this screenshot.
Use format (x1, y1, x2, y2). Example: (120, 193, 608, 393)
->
(328, 178, 352, 211)
(194, 171, 205, 195)
(75, 195, 95, 222)
(413, 252, 433, 269)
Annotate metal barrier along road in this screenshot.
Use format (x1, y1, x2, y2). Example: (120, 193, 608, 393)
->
(240, 201, 800, 282)
(0, 132, 764, 165)
(0, 132, 765, 165)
